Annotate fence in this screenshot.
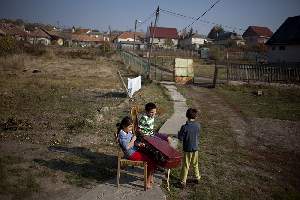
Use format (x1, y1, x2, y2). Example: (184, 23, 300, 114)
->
(119, 50, 174, 81)
(228, 63, 300, 83)
(119, 50, 149, 77)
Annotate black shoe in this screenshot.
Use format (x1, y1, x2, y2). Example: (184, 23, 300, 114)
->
(175, 181, 186, 189)
(156, 166, 165, 173)
(180, 182, 186, 189)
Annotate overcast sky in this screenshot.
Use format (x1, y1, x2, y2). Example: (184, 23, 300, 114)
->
(0, 0, 299, 34)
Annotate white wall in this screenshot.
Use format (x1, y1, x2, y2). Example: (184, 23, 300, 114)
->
(151, 38, 178, 48)
(180, 37, 206, 50)
(117, 37, 134, 42)
(268, 45, 300, 63)
(191, 37, 206, 45)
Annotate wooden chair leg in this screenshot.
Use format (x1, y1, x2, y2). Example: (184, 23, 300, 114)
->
(144, 163, 147, 191)
(166, 169, 170, 191)
(117, 157, 120, 189)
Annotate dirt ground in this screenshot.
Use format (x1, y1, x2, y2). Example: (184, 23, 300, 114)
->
(170, 84, 300, 199)
(0, 52, 173, 200)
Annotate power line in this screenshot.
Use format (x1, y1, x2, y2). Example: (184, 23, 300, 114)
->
(136, 11, 156, 28)
(159, 7, 246, 32)
(182, 0, 222, 31)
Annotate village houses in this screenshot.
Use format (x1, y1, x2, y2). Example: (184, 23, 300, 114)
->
(266, 15, 300, 63)
(116, 31, 145, 49)
(178, 31, 208, 50)
(0, 23, 27, 41)
(243, 26, 273, 46)
(146, 26, 178, 49)
(27, 28, 51, 45)
(214, 31, 245, 46)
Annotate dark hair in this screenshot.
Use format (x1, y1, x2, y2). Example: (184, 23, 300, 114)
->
(145, 102, 157, 112)
(186, 108, 198, 119)
(116, 116, 133, 140)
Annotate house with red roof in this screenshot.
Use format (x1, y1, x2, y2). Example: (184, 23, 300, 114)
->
(71, 34, 105, 47)
(266, 15, 300, 63)
(146, 27, 178, 49)
(117, 32, 144, 42)
(242, 26, 273, 46)
(27, 28, 51, 45)
(116, 32, 145, 49)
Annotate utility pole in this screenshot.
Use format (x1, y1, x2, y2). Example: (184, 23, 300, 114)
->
(147, 6, 159, 80)
(108, 25, 111, 41)
(133, 19, 141, 51)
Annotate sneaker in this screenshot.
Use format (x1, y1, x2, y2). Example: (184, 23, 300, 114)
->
(156, 166, 165, 173)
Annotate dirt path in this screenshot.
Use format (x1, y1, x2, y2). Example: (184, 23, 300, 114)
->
(174, 84, 300, 199)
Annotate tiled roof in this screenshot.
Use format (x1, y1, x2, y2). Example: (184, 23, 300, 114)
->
(0, 23, 26, 37)
(74, 28, 91, 34)
(243, 26, 273, 37)
(29, 28, 51, 39)
(149, 27, 178, 39)
(118, 32, 144, 39)
(266, 15, 300, 45)
(71, 34, 104, 42)
(42, 29, 71, 40)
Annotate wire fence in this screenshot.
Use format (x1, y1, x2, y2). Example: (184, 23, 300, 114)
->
(118, 50, 174, 81)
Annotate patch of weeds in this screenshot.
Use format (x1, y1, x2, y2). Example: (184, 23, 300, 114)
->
(0, 157, 40, 200)
(0, 117, 32, 131)
(64, 173, 91, 188)
(65, 117, 86, 132)
(271, 187, 300, 200)
(217, 84, 300, 120)
(0, 155, 24, 165)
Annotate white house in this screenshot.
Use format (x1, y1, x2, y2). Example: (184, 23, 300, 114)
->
(117, 32, 144, 43)
(28, 28, 51, 45)
(179, 33, 207, 50)
(116, 32, 145, 49)
(146, 27, 178, 49)
(266, 15, 300, 63)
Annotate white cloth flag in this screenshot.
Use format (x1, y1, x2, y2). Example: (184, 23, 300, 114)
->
(127, 76, 141, 98)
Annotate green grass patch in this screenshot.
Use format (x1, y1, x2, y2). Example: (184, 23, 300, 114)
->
(193, 64, 227, 79)
(216, 84, 300, 120)
(165, 85, 300, 200)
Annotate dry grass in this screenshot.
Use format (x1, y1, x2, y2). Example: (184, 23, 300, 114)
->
(0, 51, 173, 199)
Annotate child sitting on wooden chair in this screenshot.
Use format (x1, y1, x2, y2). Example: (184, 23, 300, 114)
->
(138, 102, 172, 144)
(116, 116, 157, 189)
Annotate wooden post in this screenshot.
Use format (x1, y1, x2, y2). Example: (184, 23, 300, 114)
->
(144, 162, 147, 191)
(213, 60, 218, 88)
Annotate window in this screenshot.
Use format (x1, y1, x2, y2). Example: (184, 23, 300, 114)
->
(279, 46, 286, 50)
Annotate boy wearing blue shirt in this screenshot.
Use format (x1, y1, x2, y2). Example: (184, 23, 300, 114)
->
(178, 108, 201, 188)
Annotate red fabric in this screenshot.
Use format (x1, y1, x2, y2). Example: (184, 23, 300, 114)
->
(128, 150, 156, 172)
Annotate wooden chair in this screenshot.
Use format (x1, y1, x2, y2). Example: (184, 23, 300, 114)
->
(116, 148, 148, 191)
(116, 105, 148, 191)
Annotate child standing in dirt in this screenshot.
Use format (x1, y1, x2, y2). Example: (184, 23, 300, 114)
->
(178, 108, 201, 188)
(138, 102, 171, 143)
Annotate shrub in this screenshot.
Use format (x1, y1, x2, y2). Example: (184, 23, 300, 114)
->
(0, 36, 20, 56)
